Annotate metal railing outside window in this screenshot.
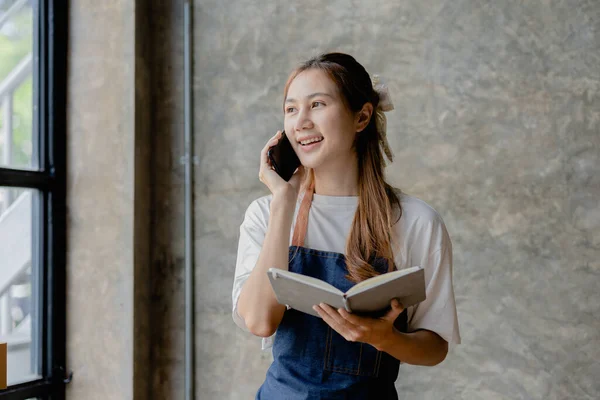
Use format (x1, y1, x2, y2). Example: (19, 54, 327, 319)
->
(0, 0, 67, 399)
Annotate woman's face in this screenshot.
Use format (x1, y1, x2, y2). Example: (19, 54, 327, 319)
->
(283, 69, 358, 171)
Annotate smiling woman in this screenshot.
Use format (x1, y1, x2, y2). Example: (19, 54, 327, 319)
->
(283, 70, 361, 175)
(232, 52, 460, 400)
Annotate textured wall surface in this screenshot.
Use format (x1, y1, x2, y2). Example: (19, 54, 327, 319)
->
(66, 1, 152, 399)
(62, 1, 599, 399)
(185, 1, 600, 399)
(146, 1, 600, 400)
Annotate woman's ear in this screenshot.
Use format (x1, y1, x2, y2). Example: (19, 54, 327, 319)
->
(355, 103, 374, 133)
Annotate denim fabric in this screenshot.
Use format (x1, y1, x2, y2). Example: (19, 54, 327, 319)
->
(257, 246, 408, 400)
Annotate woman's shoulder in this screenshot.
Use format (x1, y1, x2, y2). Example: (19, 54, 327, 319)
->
(393, 189, 445, 224)
(392, 190, 449, 243)
(392, 189, 452, 253)
(243, 193, 302, 224)
(247, 193, 273, 210)
(246, 191, 308, 214)
(243, 194, 273, 221)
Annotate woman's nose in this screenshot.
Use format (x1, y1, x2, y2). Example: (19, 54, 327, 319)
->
(294, 110, 314, 132)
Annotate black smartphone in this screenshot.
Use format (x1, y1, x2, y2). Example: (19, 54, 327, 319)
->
(267, 130, 301, 181)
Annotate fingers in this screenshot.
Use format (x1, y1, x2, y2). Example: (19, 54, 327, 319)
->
(337, 307, 364, 326)
(382, 299, 404, 322)
(259, 131, 283, 183)
(314, 304, 358, 342)
(288, 165, 306, 187)
(314, 304, 343, 331)
(318, 303, 353, 326)
(261, 130, 283, 159)
(392, 298, 404, 309)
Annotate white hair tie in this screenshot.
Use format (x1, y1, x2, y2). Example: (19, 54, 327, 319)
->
(372, 74, 394, 164)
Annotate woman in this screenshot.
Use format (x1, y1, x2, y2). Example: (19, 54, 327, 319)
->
(232, 52, 460, 399)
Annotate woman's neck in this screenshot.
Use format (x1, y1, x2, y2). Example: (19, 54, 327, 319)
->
(312, 157, 359, 196)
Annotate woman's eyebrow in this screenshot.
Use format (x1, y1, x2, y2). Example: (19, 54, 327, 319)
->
(285, 92, 334, 104)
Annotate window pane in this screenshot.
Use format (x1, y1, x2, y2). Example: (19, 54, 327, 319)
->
(0, 187, 41, 385)
(0, 0, 35, 169)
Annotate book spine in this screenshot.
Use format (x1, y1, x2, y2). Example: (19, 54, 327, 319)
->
(342, 295, 352, 313)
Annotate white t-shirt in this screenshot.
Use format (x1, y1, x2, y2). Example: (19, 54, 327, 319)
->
(232, 190, 461, 350)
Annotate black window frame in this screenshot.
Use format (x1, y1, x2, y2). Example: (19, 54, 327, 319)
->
(0, 0, 68, 399)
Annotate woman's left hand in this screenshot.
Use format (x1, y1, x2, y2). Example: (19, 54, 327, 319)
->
(313, 299, 405, 351)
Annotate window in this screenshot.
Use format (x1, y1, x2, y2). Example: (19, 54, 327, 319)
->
(0, 0, 67, 399)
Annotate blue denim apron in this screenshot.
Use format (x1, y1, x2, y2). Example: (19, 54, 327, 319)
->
(257, 185, 408, 399)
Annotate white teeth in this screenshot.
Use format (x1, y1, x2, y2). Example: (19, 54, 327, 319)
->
(300, 137, 324, 145)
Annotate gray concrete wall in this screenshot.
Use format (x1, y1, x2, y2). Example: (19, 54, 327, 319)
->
(66, 1, 152, 399)
(65, 0, 600, 399)
(183, 1, 600, 399)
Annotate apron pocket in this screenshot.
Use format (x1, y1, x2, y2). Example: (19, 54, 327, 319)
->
(323, 326, 382, 377)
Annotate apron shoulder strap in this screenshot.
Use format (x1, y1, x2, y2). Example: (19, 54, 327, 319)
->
(291, 183, 314, 247)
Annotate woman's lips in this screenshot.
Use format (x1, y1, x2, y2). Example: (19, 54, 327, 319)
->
(297, 139, 323, 152)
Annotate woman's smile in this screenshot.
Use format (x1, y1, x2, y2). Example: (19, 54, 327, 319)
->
(297, 135, 324, 152)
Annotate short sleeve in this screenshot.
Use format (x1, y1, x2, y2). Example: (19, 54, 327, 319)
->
(231, 197, 276, 349)
(407, 215, 461, 348)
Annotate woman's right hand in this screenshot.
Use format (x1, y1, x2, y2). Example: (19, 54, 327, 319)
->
(259, 130, 305, 202)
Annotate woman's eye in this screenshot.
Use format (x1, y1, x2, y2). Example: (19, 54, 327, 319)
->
(285, 107, 296, 113)
(312, 101, 324, 108)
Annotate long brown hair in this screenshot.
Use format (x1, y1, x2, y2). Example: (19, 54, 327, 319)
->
(283, 53, 402, 283)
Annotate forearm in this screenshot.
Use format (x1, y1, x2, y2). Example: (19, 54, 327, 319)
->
(237, 195, 296, 337)
(377, 329, 448, 366)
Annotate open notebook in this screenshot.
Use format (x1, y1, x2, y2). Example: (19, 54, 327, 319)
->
(268, 266, 426, 318)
